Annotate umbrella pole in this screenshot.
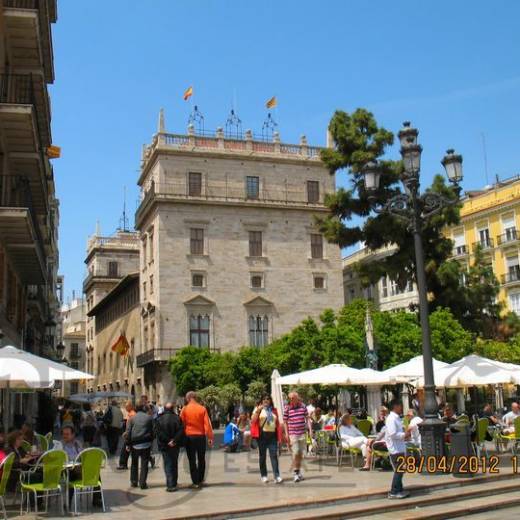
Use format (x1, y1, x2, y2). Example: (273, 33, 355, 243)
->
(3, 381, 10, 433)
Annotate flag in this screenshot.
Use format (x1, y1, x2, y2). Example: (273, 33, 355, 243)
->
(183, 86, 193, 101)
(47, 145, 61, 158)
(265, 96, 277, 109)
(111, 334, 130, 356)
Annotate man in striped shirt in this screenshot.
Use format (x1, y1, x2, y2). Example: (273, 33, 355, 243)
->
(283, 392, 312, 482)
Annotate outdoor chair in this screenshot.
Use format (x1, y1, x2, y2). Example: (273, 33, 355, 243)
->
(68, 448, 106, 514)
(356, 419, 372, 437)
(45, 433, 53, 446)
(498, 416, 520, 454)
(472, 417, 489, 457)
(20, 449, 66, 516)
(371, 444, 389, 470)
(35, 433, 48, 452)
(335, 425, 362, 467)
(21, 441, 32, 453)
(402, 416, 410, 428)
(0, 453, 15, 520)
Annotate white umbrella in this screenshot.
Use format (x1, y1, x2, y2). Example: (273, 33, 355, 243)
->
(383, 355, 449, 382)
(0, 345, 94, 432)
(277, 364, 388, 386)
(270, 370, 284, 424)
(417, 354, 520, 388)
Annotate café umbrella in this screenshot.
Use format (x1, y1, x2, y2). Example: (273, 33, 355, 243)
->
(0, 345, 94, 432)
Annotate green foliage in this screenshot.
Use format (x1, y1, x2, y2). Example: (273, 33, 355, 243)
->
(218, 383, 242, 410)
(319, 108, 460, 298)
(244, 380, 268, 407)
(169, 346, 212, 396)
(429, 307, 473, 362)
(474, 338, 520, 365)
(197, 385, 221, 411)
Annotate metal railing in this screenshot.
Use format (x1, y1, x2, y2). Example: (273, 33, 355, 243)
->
(452, 245, 468, 256)
(139, 180, 326, 209)
(82, 272, 122, 291)
(497, 229, 518, 246)
(87, 234, 140, 252)
(501, 270, 520, 285)
(136, 347, 219, 368)
(472, 238, 494, 251)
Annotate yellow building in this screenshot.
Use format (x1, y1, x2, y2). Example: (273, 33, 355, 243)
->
(450, 175, 520, 313)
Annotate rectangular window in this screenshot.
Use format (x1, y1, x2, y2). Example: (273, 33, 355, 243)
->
(70, 343, 79, 358)
(246, 176, 260, 199)
(249, 231, 263, 257)
(149, 275, 154, 294)
(143, 282, 147, 299)
(251, 274, 263, 288)
(381, 277, 388, 298)
(310, 234, 323, 259)
(108, 261, 118, 277)
(148, 229, 154, 262)
(190, 228, 204, 255)
(307, 181, 320, 203)
(190, 314, 210, 348)
(313, 275, 325, 289)
(478, 228, 490, 247)
(509, 293, 520, 314)
(249, 315, 268, 347)
(142, 236, 147, 265)
(188, 172, 202, 196)
(192, 273, 205, 287)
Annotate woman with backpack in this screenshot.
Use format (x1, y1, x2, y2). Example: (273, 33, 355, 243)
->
(251, 395, 283, 484)
(81, 403, 98, 447)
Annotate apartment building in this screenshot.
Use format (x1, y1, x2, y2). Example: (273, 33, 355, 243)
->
(134, 115, 344, 400)
(83, 230, 140, 393)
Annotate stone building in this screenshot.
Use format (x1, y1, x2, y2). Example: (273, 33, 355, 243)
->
(0, 0, 61, 422)
(134, 113, 344, 400)
(87, 273, 142, 397)
(58, 296, 86, 397)
(83, 230, 140, 393)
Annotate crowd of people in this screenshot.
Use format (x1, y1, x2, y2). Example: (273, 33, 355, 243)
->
(2, 390, 520, 502)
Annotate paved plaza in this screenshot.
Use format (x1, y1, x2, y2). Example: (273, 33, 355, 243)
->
(4, 433, 520, 520)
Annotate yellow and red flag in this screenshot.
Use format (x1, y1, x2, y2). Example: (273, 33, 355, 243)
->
(47, 145, 61, 158)
(111, 334, 130, 356)
(265, 96, 277, 109)
(183, 86, 193, 101)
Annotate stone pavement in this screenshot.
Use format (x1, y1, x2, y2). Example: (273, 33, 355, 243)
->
(5, 438, 520, 519)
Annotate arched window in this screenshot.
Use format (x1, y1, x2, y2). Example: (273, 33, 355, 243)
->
(190, 314, 210, 347)
(249, 315, 268, 347)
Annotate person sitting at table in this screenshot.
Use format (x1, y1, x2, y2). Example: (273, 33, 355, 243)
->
(339, 414, 372, 471)
(376, 406, 389, 433)
(502, 402, 520, 434)
(61, 425, 83, 462)
(311, 408, 323, 431)
(5, 430, 38, 492)
(405, 409, 423, 448)
(21, 423, 35, 447)
(442, 405, 457, 426)
(480, 403, 499, 426)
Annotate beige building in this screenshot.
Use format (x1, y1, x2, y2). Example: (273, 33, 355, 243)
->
(134, 113, 344, 399)
(83, 230, 140, 393)
(0, 0, 61, 423)
(87, 273, 143, 397)
(58, 297, 86, 397)
(343, 245, 419, 311)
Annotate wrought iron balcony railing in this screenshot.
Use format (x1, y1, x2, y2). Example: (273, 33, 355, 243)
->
(501, 270, 520, 285)
(472, 238, 494, 251)
(497, 229, 518, 246)
(452, 245, 468, 256)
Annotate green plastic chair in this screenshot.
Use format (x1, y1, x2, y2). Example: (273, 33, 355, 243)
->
(20, 449, 66, 515)
(456, 414, 470, 424)
(69, 447, 107, 514)
(356, 419, 372, 437)
(472, 417, 489, 457)
(498, 416, 520, 454)
(0, 453, 15, 520)
(402, 416, 410, 428)
(35, 433, 48, 452)
(336, 424, 362, 467)
(21, 440, 32, 453)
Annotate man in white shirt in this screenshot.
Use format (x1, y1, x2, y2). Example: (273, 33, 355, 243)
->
(502, 402, 520, 434)
(405, 409, 423, 448)
(385, 399, 411, 499)
(339, 414, 372, 471)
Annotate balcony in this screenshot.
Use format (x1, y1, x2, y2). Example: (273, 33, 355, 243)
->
(82, 273, 122, 293)
(472, 238, 494, 252)
(3, 0, 55, 83)
(0, 176, 46, 284)
(497, 229, 519, 247)
(136, 179, 329, 226)
(452, 245, 468, 257)
(501, 269, 520, 287)
(136, 348, 180, 368)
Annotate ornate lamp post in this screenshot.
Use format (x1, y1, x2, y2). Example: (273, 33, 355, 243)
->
(362, 121, 463, 460)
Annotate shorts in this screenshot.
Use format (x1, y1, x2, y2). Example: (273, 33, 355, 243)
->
(289, 434, 306, 456)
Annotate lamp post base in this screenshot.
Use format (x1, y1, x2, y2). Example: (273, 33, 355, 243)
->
(419, 417, 446, 464)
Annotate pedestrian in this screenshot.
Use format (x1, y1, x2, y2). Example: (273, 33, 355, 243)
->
(80, 403, 98, 447)
(139, 395, 156, 468)
(117, 401, 136, 470)
(155, 402, 184, 492)
(104, 400, 124, 455)
(385, 399, 411, 499)
(180, 391, 214, 488)
(251, 395, 283, 484)
(283, 391, 312, 483)
(125, 404, 154, 489)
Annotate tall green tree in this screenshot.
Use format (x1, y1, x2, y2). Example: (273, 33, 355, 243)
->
(319, 108, 461, 296)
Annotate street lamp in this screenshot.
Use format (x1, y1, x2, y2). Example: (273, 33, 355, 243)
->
(362, 121, 463, 461)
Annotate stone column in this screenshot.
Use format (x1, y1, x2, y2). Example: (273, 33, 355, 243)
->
(456, 388, 465, 414)
(401, 384, 410, 415)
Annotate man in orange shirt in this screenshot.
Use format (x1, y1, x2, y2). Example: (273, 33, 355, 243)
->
(180, 391, 214, 488)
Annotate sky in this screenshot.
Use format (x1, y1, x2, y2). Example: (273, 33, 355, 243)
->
(50, 0, 520, 301)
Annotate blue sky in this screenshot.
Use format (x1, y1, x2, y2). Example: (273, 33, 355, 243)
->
(51, 0, 520, 301)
